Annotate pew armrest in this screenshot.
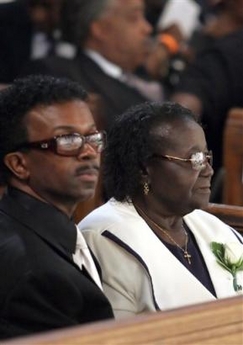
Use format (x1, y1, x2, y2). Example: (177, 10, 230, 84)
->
(205, 203, 243, 234)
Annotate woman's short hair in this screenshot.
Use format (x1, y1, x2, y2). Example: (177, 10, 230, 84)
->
(104, 101, 199, 202)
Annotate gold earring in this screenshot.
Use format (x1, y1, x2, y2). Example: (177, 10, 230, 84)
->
(143, 182, 149, 195)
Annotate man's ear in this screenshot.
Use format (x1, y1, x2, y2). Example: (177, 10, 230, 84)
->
(4, 152, 30, 180)
(90, 19, 110, 41)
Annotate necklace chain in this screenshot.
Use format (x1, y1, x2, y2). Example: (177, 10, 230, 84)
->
(135, 205, 192, 264)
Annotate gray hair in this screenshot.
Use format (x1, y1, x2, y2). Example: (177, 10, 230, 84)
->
(61, 0, 115, 47)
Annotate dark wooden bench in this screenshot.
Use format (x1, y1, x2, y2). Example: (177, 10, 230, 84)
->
(206, 203, 243, 234)
(223, 108, 243, 206)
(3, 296, 243, 345)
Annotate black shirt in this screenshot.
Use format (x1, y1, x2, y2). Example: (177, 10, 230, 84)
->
(161, 223, 216, 297)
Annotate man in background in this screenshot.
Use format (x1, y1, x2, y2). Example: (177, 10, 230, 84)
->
(0, 0, 75, 83)
(22, 0, 164, 130)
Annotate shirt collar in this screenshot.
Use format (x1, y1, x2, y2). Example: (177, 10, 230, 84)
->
(75, 225, 88, 250)
(85, 49, 123, 79)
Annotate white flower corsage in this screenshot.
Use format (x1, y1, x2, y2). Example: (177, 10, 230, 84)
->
(211, 241, 243, 292)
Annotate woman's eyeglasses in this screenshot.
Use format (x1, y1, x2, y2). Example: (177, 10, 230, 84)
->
(152, 151, 213, 171)
(15, 131, 106, 156)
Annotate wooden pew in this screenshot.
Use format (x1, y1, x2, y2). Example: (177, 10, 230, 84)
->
(223, 108, 243, 206)
(3, 296, 243, 345)
(205, 203, 243, 235)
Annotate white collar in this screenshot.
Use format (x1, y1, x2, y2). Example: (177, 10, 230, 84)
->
(75, 225, 89, 250)
(105, 201, 243, 308)
(85, 49, 123, 79)
(74, 226, 103, 290)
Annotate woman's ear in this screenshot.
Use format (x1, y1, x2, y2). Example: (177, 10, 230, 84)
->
(139, 165, 152, 196)
(140, 164, 148, 177)
(4, 152, 30, 181)
(140, 164, 152, 184)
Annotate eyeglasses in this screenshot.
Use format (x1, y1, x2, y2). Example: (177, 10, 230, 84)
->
(152, 151, 213, 171)
(15, 131, 106, 156)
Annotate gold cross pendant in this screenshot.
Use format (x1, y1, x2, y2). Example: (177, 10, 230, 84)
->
(184, 251, 192, 264)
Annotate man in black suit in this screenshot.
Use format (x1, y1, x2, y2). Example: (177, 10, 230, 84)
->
(22, 0, 164, 130)
(0, 75, 113, 340)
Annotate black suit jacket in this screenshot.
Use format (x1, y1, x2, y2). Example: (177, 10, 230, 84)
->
(0, 188, 113, 340)
(21, 52, 147, 129)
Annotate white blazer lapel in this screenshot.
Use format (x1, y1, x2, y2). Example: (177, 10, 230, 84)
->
(112, 203, 216, 310)
(184, 210, 243, 298)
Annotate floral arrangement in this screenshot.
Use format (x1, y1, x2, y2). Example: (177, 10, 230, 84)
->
(211, 241, 243, 292)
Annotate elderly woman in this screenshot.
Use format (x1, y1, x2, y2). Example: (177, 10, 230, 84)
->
(78, 101, 243, 318)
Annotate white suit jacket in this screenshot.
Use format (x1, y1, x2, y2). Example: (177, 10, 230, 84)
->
(79, 199, 243, 318)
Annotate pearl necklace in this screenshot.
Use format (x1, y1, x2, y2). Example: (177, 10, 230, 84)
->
(135, 205, 192, 264)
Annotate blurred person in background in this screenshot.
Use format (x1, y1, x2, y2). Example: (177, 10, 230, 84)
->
(22, 0, 167, 130)
(171, 0, 243, 201)
(0, 0, 74, 83)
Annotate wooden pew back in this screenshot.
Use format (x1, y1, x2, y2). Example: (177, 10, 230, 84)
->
(223, 108, 243, 206)
(205, 203, 243, 235)
(4, 296, 243, 345)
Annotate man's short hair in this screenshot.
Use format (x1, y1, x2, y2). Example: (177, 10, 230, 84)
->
(0, 74, 88, 184)
(60, 0, 112, 47)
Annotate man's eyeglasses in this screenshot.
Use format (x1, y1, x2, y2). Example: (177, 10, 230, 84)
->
(15, 131, 106, 156)
(152, 151, 213, 171)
